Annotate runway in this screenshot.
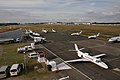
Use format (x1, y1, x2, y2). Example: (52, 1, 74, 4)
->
(40, 32, 120, 80)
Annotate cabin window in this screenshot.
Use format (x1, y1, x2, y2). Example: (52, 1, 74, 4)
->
(0, 71, 5, 74)
(31, 54, 37, 56)
(96, 60, 101, 63)
(11, 69, 17, 72)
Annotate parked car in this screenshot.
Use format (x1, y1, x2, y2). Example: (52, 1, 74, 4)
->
(28, 52, 38, 58)
(10, 64, 22, 76)
(0, 66, 11, 79)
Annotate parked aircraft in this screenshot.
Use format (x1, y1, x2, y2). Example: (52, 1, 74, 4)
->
(108, 36, 120, 42)
(25, 29, 40, 39)
(52, 29, 56, 33)
(25, 29, 32, 34)
(88, 33, 100, 39)
(71, 31, 82, 36)
(65, 44, 108, 69)
(42, 29, 48, 33)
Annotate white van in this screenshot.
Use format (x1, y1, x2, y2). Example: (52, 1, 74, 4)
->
(10, 64, 21, 76)
(0, 66, 10, 79)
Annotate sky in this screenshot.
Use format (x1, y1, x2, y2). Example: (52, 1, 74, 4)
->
(0, 0, 120, 23)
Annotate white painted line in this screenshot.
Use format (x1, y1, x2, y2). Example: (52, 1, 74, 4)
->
(42, 45, 93, 80)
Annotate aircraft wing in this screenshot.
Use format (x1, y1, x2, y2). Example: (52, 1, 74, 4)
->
(57, 62, 72, 70)
(65, 58, 89, 63)
(93, 54, 106, 58)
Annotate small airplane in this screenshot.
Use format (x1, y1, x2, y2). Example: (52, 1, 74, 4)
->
(52, 29, 56, 33)
(65, 44, 108, 69)
(71, 31, 82, 36)
(108, 35, 120, 42)
(25, 29, 40, 38)
(42, 29, 48, 33)
(88, 33, 100, 39)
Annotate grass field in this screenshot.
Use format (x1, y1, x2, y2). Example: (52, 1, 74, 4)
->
(0, 42, 55, 80)
(1, 24, 120, 34)
(1, 24, 119, 41)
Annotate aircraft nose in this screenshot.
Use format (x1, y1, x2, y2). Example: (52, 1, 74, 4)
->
(102, 62, 108, 69)
(108, 39, 114, 42)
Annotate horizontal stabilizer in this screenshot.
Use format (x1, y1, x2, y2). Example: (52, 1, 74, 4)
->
(79, 48, 85, 51)
(93, 54, 106, 58)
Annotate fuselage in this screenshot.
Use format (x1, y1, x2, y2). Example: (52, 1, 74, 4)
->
(108, 36, 120, 42)
(88, 35, 97, 39)
(71, 33, 80, 36)
(77, 51, 108, 69)
(71, 31, 82, 36)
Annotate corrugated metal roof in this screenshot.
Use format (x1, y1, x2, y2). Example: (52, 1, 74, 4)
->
(0, 29, 23, 42)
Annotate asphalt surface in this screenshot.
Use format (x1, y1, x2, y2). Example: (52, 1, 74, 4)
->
(41, 31, 120, 80)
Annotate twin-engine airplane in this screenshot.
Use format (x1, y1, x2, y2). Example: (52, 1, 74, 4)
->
(71, 31, 82, 36)
(88, 33, 100, 39)
(65, 44, 108, 69)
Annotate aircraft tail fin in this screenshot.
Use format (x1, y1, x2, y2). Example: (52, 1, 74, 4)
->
(97, 33, 100, 37)
(80, 31, 82, 34)
(74, 44, 84, 57)
(74, 44, 79, 51)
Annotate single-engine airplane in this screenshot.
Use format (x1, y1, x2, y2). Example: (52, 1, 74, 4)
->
(88, 33, 100, 39)
(71, 31, 82, 36)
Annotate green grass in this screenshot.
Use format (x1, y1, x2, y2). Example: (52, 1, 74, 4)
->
(0, 43, 27, 66)
(0, 42, 54, 80)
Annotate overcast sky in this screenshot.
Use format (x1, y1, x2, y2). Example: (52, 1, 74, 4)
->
(0, 0, 120, 23)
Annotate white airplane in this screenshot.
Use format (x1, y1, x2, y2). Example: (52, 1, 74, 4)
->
(65, 44, 108, 69)
(108, 36, 120, 42)
(88, 33, 100, 39)
(25, 29, 40, 38)
(42, 29, 48, 33)
(52, 29, 56, 33)
(25, 29, 32, 34)
(71, 31, 82, 36)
